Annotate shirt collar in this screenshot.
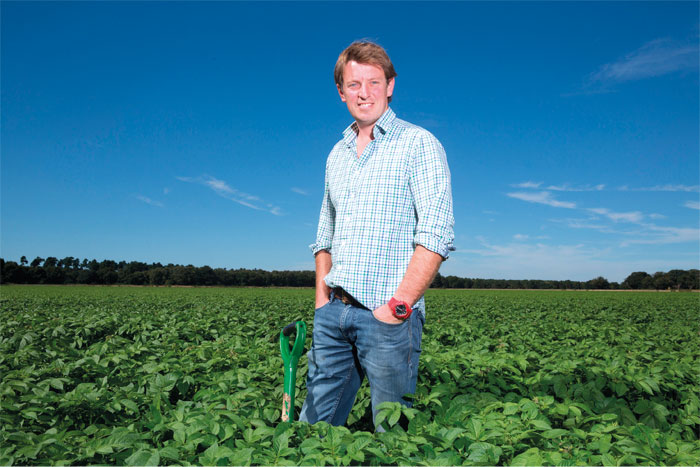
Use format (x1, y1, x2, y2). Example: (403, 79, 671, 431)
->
(342, 107, 396, 146)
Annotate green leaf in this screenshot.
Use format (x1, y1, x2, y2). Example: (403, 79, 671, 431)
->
(468, 442, 502, 465)
(148, 403, 162, 424)
(95, 444, 114, 455)
(613, 382, 628, 397)
(503, 402, 519, 415)
(466, 418, 483, 440)
(300, 438, 321, 455)
(633, 399, 652, 415)
(519, 399, 539, 420)
(16, 445, 42, 460)
(637, 380, 654, 395)
(652, 403, 669, 422)
(601, 453, 617, 466)
(442, 427, 465, 443)
(125, 449, 159, 466)
(48, 378, 64, 391)
(159, 446, 180, 460)
(375, 410, 388, 427)
(530, 419, 552, 430)
(511, 447, 543, 466)
(230, 447, 254, 466)
(388, 407, 401, 426)
(121, 399, 139, 412)
(643, 378, 660, 393)
(542, 429, 569, 438)
(553, 377, 568, 398)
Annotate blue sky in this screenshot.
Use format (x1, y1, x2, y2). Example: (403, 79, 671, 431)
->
(2, 1, 698, 282)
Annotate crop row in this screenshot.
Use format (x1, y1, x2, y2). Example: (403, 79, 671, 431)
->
(1, 286, 698, 465)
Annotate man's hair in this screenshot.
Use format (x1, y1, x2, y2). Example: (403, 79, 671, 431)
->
(334, 40, 397, 102)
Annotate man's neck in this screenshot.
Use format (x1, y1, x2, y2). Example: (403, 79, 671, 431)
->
(356, 123, 375, 141)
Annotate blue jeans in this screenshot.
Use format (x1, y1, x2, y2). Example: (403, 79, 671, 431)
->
(299, 291, 425, 429)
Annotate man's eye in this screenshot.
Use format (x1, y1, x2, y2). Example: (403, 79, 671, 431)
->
(348, 83, 359, 89)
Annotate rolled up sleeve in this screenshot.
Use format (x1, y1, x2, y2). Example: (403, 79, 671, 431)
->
(309, 172, 335, 255)
(409, 132, 455, 259)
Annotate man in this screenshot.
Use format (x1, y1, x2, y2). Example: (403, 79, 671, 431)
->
(300, 40, 455, 429)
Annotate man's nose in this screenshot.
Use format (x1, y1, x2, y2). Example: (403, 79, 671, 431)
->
(359, 81, 370, 97)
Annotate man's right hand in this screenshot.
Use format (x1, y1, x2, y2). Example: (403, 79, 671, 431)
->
(315, 291, 331, 309)
(372, 303, 403, 325)
(315, 250, 333, 310)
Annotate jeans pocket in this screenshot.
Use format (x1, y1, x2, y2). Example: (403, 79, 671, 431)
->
(370, 308, 405, 327)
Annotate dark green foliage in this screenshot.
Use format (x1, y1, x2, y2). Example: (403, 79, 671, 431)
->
(0, 258, 317, 287)
(1, 287, 698, 465)
(3, 256, 699, 290)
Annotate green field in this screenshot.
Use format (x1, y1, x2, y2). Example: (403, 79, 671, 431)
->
(1, 286, 698, 465)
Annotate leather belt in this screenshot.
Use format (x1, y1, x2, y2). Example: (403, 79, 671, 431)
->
(332, 287, 368, 310)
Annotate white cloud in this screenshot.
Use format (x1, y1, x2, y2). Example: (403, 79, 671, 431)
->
(555, 217, 624, 233)
(513, 181, 605, 192)
(513, 234, 529, 240)
(621, 225, 700, 246)
(555, 214, 698, 248)
(291, 187, 309, 196)
(684, 201, 700, 210)
(621, 184, 700, 193)
(136, 195, 164, 208)
(177, 175, 283, 216)
(458, 238, 615, 280)
(588, 208, 644, 223)
(507, 191, 576, 209)
(512, 181, 542, 189)
(513, 181, 700, 193)
(448, 236, 697, 282)
(205, 178, 233, 194)
(547, 184, 605, 192)
(590, 38, 699, 84)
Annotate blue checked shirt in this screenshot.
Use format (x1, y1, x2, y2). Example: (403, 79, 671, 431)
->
(310, 108, 455, 314)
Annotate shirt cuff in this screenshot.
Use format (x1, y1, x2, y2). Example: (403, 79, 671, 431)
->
(309, 242, 331, 256)
(414, 233, 455, 259)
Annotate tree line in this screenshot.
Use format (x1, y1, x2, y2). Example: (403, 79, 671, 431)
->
(0, 256, 698, 290)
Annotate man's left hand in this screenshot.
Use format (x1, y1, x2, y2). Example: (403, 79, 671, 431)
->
(372, 304, 403, 325)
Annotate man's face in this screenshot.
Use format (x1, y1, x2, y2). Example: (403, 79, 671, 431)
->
(337, 61, 395, 130)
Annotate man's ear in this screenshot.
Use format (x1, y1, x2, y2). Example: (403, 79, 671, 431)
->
(337, 84, 347, 103)
(387, 78, 395, 100)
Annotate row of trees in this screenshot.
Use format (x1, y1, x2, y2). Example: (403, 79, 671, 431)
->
(620, 270, 700, 291)
(435, 271, 699, 290)
(1, 256, 698, 290)
(0, 257, 313, 287)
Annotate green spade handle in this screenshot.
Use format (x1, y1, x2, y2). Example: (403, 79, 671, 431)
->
(280, 320, 306, 422)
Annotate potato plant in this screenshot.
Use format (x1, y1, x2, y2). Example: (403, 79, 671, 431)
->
(1, 286, 698, 465)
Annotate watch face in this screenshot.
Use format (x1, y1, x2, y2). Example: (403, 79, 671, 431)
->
(394, 304, 408, 318)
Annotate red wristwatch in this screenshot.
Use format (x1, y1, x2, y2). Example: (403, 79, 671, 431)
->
(388, 298, 412, 320)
